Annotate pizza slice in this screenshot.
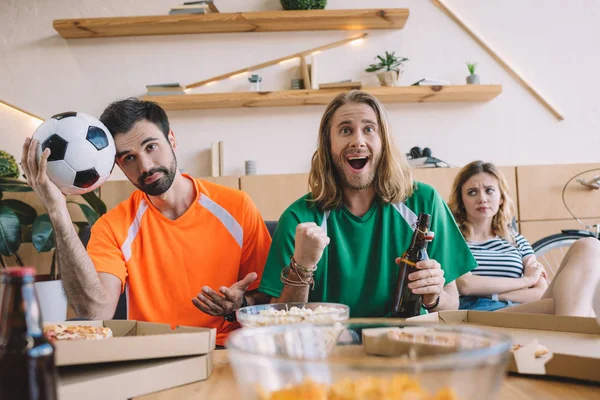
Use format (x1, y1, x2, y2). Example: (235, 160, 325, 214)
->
(44, 324, 113, 341)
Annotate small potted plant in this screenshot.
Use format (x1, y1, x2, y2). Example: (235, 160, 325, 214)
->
(466, 62, 480, 84)
(365, 51, 409, 87)
(281, 0, 327, 10)
(0, 150, 107, 321)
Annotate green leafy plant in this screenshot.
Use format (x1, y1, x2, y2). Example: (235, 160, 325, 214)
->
(365, 51, 409, 73)
(467, 62, 477, 75)
(281, 0, 327, 10)
(0, 151, 107, 279)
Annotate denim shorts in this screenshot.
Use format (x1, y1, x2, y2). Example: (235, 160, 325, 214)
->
(459, 296, 519, 312)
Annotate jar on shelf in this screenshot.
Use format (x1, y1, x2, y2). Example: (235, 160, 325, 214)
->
(248, 74, 263, 92)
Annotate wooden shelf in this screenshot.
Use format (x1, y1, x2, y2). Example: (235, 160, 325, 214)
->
(53, 9, 409, 39)
(140, 85, 502, 111)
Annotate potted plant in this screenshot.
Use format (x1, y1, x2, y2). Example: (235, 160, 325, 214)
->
(466, 62, 480, 84)
(365, 51, 409, 87)
(0, 150, 107, 321)
(281, 0, 327, 10)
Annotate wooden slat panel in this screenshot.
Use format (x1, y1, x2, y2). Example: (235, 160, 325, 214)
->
(4, 244, 54, 274)
(202, 176, 240, 190)
(240, 174, 309, 221)
(412, 166, 518, 219)
(142, 85, 503, 111)
(520, 219, 597, 245)
(99, 180, 136, 211)
(53, 9, 409, 39)
(517, 164, 600, 221)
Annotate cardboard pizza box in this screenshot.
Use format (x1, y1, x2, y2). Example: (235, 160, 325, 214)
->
(44, 320, 216, 366)
(58, 353, 212, 400)
(408, 311, 600, 383)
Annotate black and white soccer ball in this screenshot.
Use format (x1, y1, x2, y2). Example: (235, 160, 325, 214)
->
(32, 112, 116, 195)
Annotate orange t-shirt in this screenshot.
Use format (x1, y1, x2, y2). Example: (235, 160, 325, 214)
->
(87, 175, 271, 346)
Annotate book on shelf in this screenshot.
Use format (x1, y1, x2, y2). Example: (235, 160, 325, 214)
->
(146, 83, 186, 95)
(169, 8, 210, 15)
(319, 81, 362, 90)
(170, 1, 219, 13)
(411, 78, 451, 86)
(146, 91, 185, 96)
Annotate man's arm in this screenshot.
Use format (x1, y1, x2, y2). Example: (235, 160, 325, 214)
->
(22, 138, 120, 319)
(273, 266, 310, 303)
(272, 222, 329, 303)
(431, 281, 459, 311)
(51, 206, 120, 319)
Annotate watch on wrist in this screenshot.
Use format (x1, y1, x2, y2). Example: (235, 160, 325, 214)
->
(224, 295, 248, 322)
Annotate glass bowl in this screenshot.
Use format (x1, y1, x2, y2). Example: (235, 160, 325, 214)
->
(227, 321, 512, 400)
(236, 302, 350, 328)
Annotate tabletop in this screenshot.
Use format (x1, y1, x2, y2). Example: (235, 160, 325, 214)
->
(135, 350, 600, 400)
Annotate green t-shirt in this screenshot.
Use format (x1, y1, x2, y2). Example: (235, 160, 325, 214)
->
(258, 182, 477, 318)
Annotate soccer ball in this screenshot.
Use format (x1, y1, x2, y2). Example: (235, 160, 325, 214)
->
(32, 112, 116, 195)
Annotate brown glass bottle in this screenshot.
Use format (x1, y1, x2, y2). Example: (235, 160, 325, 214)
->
(392, 213, 433, 318)
(0, 267, 58, 400)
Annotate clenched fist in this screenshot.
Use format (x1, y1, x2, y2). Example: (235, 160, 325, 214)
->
(293, 222, 330, 268)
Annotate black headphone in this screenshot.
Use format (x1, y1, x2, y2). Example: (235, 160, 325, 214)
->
(408, 146, 432, 159)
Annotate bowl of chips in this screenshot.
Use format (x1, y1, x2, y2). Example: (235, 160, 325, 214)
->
(236, 302, 350, 328)
(227, 321, 512, 400)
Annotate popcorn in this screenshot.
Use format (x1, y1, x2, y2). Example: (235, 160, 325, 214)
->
(242, 305, 347, 328)
(258, 375, 460, 400)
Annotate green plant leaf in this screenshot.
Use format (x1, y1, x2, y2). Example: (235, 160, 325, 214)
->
(68, 202, 99, 226)
(0, 206, 21, 256)
(0, 184, 33, 192)
(0, 177, 33, 193)
(82, 191, 107, 215)
(32, 214, 55, 253)
(1, 199, 37, 225)
(0, 177, 29, 185)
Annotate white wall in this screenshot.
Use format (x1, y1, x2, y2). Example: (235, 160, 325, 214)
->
(1, 0, 599, 180)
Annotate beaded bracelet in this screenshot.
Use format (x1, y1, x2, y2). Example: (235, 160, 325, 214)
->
(423, 295, 441, 311)
(290, 255, 317, 277)
(280, 258, 316, 290)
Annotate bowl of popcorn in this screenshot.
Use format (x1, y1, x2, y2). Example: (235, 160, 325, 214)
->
(227, 321, 512, 400)
(236, 302, 350, 328)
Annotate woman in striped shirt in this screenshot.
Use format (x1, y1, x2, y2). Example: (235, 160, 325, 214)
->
(449, 161, 600, 316)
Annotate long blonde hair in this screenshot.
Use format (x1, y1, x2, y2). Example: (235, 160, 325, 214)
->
(449, 160, 517, 243)
(308, 90, 413, 210)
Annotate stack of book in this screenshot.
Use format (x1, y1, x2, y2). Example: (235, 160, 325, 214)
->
(411, 78, 451, 86)
(146, 83, 186, 96)
(169, 1, 219, 15)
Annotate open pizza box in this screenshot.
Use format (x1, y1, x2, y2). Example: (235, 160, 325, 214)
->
(44, 320, 216, 366)
(44, 320, 217, 400)
(408, 311, 600, 383)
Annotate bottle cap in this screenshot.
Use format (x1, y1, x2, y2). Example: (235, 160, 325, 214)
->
(4, 267, 37, 278)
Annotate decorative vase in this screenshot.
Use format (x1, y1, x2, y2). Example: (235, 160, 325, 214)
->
(466, 74, 480, 84)
(281, 0, 327, 10)
(377, 70, 400, 87)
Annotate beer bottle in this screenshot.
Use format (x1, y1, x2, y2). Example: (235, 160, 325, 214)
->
(0, 267, 58, 399)
(392, 213, 434, 318)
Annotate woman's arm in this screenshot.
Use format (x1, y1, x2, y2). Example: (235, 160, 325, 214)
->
(456, 272, 536, 296)
(498, 276, 548, 303)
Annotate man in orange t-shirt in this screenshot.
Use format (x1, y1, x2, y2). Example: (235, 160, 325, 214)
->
(21, 99, 271, 346)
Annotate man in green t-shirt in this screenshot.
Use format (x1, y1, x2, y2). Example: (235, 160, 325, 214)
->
(258, 90, 477, 317)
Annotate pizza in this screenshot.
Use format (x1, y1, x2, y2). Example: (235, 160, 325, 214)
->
(511, 343, 549, 358)
(43, 324, 113, 341)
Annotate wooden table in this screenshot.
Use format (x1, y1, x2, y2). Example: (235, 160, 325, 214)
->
(136, 350, 599, 400)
